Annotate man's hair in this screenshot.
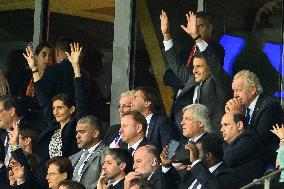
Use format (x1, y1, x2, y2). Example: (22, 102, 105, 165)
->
(122, 111, 147, 135)
(52, 93, 75, 108)
(142, 145, 161, 164)
(183, 104, 212, 133)
(234, 70, 263, 94)
(193, 52, 206, 60)
(106, 148, 133, 174)
(46, 157, 73, 180)
(199, 134, 224, 163)
(0, 139, 4, 162)
(196, 11, 214, 26)
(121, 90, 135, 98)
(58, 180, 86, 189)
(0, 95, 22, 117)
(55, 38, 74, 53)
(134, 87, 163, 114)
(19, 122, 39, 151)
(77, 115, 103, 138)
(130, 178, 155, 189)
(35, 41, 54, 55)
(232, 112, 247, 130)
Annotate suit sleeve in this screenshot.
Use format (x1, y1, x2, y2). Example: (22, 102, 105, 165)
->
(74, 77, 89, 120)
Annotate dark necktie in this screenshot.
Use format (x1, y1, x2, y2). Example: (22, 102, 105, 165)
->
(194, 83, 202, 104)
(128, 147, 134, 155)
(245, 108, 251, 126)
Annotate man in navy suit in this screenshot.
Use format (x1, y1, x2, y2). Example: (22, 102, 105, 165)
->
(97, 148, 133, 189)
(225, 70, 284, 171)
(131, 87, 178, 151)
(119, 111, 150, 156)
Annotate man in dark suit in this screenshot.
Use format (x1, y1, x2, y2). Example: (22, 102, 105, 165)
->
(221, 112, 265, 182)
(0, 139, 8, 189)
(226, 70, 284, 171)
(131, 87, 178, 151)
(119, 111, 151, 156)
(97, 148, 133, 189)
(70, 115, 108, 189)
(174, 104, 212, 167)
(124, 145, 179, 189)
(160, 134, 247, 189)
(160, 10, 230, 133)
(103, 90, 135, 147)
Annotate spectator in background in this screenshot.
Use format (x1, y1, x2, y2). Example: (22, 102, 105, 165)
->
(0, 71, 10, 96)
(46, 157, 73, 189)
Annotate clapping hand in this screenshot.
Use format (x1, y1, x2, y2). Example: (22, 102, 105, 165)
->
(8, 121, 20, 146)
(66, 43, 82, 66)
(181, 11, 199, 39)
(271, 124, 284, 140)
(23, 46, 36, 70)
(225, 98, 244, 114)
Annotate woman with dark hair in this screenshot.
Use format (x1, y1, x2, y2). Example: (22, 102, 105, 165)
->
(28, 43, 88, 162)
(46, 157, 73, 189)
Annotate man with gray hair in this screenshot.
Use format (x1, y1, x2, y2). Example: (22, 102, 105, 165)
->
(104, 90, 135, 147)
(174, 104, 212, 165)
(70, 115, 109, 189)
(225, 70, 284, 172)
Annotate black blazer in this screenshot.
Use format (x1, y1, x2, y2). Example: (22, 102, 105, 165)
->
(147, 114, 178, 151)
(149, 166, 180, 189)
(164, 42, 231, 133)
(109, 178, 124, 189)
(223, 130, 265, 182)
(34, 77, 88, 162)
(249, 93, 284, 164)
(0, 165, 8, 189)
(178, 161, 246, 189)
(119, 137, 151, 153)
(103, 124, 121, 146)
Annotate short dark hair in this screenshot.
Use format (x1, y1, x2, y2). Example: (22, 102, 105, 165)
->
(196, 11, 214, 25)
(0, 95, 22, 117)
(52, 93, 75, 108)
(199, 134, 224, 163)
(0, 139, 4, 162)
(193, 51, 205, 60)
(77, 115, 103, 138)
(46, 157, 73, 180)
(55, 38, 74, 53)
(122, 111, 147, 134)
(35, 41, 54, 55)
(106, 148, 133, 174)
(58, 180, 86, 189)
(130, 178, 155, 189)
(135, 87, 163, 115)
(232, 113, 246, 129)
(19, 122, 39, 151)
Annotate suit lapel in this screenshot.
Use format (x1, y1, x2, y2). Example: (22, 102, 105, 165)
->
(250, 94, 263, 127)
(178, 77, 196, 98)
(82, 143, 105, 172)
(147, 115, 156, 139)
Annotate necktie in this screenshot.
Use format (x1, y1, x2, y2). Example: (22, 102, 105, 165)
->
(128, 147, 135, 156)
(194, 83, 202, 104)
(73, 150, 89, 182)
(245, 108, 251, 126)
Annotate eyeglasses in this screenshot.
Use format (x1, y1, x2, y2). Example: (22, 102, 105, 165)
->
(117, 105, 131, 109)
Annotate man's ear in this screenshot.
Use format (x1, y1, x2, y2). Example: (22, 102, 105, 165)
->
(9, 107, 16, 117)
(237, 121, 245, 131)
(250, 85, 257, 95)
(93, 130, 100, 139)
(70, 106, 75, 114)
(136, 123, 143, 134)
(205, 151, 213, 162)
(24, 137, 32, 146)
(151, 157, 158, 167)
(119, 162, 126, 172)
(145, 101, 151, 109)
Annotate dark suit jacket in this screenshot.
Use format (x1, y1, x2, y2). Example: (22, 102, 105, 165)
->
(35, 77, 88, 162)
(174, 133, 207, 163)
(109, 178, 124, 189)
(120, 137, 151, 154)
(249, 93, 284, 165)
(103, 124, 121, 146)
(0, 165, 8, 189)
(164, 42, 231, 133)
(178, 161, 246, 189)
(70, 142, 109, 189)
(223, 129, 265, 182)
(148, 166, 180, 189)
(147, 114, 178, 151)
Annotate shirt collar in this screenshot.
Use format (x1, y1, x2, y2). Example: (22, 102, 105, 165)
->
(189, 133, 205, 143)
(146, 113, 153, 125)
(87, 140, 102, 154)
(0, 163, 4, 169)
(128, 137, 144, 151)
(248, 94, 259, 111)
(209, 161, 223, 173)
(112, 177, 124, 186)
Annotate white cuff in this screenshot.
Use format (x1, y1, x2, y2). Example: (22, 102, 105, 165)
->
(163, 39, 173, 51)
(196, 40, 208, 52)
(191, 159, 202, 167)
(161, 166, 171, 173)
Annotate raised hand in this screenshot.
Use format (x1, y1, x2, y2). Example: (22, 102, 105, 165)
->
(271, 124, 284, 139)
(160, 10, 170, 34)
(181, 11, 199, 39)
(96, 170, 109, 189)
(225, 98, 244, 114)
(23, 46, 36, 70)
(185, 143, 199, 163)
(8, 121, 20, 146)
(124, 172, 141, 189)
(66, 43, 82, 66)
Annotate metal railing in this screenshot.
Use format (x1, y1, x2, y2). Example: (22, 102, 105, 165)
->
(241, 168, 284, 189)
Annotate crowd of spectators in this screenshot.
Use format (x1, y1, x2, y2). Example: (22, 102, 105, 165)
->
(0, 9, 284, 189)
